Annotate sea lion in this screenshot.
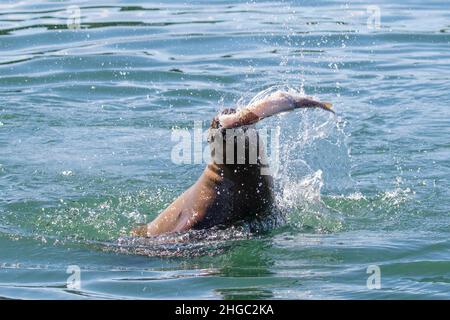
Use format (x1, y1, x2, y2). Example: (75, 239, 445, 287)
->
(132, 91, 333, 237)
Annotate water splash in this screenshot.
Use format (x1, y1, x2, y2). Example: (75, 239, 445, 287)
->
(246, 85, 352, 233)
(106, 227, 252, 258)
(1, 187, 171, 242)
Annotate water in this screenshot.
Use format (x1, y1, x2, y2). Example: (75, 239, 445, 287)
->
(1, 0, 449, 299)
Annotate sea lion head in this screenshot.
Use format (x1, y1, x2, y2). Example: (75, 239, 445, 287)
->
(207, 109, 266, 168)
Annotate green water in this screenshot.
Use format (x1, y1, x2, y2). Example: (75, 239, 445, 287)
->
(0, 0, 449, 299)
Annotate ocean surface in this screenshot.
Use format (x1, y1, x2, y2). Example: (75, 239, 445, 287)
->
(1, 0, 449, 299)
